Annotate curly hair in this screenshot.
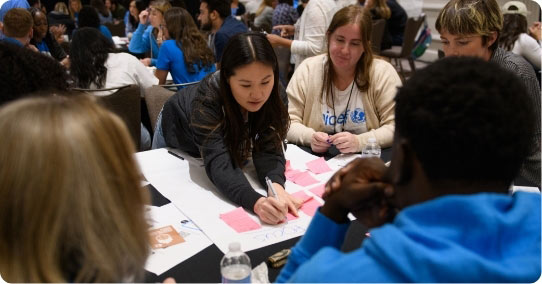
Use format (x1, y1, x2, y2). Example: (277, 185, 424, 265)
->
(69, 27, 116, 88)
(164, 7, 215, 73)
(499, 13, 528, 51)
(395, 56, 535, 186)
(0, 42, 70, 106)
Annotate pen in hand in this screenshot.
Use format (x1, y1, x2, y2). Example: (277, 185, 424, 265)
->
(265, 176, 288, 223)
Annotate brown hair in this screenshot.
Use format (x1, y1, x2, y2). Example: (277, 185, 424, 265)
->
(499, 13, 528, 51)
(3, 8, 33, 37)
(255, 0, 273, 16)
(0, 95, 149, 282)
(435, 0, 503, 51)
(322, 5, 374, 107)
(164, 7, 215, 72)
(369, 0, 391, 19)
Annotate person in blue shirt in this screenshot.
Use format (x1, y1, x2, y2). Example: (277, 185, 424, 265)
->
(277, 56, 541, 282)
(155, 7, 215, 87)
(197, 0, 247, 65)
(28, 8, 69, 67)
(76, 5, 113, 42)
(124, 0, 147, 37)
(128, 0, 171, 67)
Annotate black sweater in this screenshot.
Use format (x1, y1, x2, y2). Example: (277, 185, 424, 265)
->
(162, 71, 288, 213)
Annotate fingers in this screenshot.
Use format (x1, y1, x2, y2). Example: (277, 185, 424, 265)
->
(163, 277, 176, 283)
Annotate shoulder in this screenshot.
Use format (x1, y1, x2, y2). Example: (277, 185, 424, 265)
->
(492, 48, 536, 77)
(162, 39, 178, 50)
(370, 58, 398, 74)
(299, 53, 327, 70)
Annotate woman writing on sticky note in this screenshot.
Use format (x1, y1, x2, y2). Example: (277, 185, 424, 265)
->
(286, 5, 401, 156)
(157, 32, 302, 224)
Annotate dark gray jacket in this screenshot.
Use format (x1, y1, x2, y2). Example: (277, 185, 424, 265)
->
(162, 71, 288, 213)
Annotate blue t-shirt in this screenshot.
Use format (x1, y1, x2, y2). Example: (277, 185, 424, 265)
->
(214, 16, 247, 63)
(36, 40, 51, 55)
(156, 40, 216, 87)
(0, 0, 29, 22)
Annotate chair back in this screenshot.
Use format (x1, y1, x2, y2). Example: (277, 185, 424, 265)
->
(143, 85, 176, 132)
(399, 14, 425, 57)
(371, 19, 386, 54)
(105, 21, 126, 37)
(73, 85, 141, 149)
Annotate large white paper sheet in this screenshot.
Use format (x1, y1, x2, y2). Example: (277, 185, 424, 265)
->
(144, 203, 213, 275)
(136, 146, 344, 254)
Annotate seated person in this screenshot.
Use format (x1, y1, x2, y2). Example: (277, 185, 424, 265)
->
(277, 56, 541, 282)
(1, 8, 34, 47)
(158, 33, 302, 225)
(70, 27, 158, 150)
(76, 5, 113, 42)
(155, 7, 216, 86)
(436, 0, 540, 188)
(499, 1, 541, 70)
(0, 95, 150, 282)
(128, 0, 172, 67)
(28, 7, 69, 67)
(48, 2, 76, 37)
(124, 0, 147, 37)
(287, 5, 400, 156)
(197, 0, 248, 65)
(0, 41, 69, 105)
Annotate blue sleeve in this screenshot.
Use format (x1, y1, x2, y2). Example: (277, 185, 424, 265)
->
(0, 0, 30, 22)
(276, 209, 350, 282)
(124, 11, 131, 35)
(150, 58, 157, 67)
(128, 23, 151, 53)
(100, 25, 113, 40)
(156, 41, 171, 70)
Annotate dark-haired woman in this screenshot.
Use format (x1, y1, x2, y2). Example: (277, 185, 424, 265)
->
(70, 27, 158, 149)
(124, 0, 146, 37)
(157, 32, 302, 225)
(155, 7, 215, 86)
(91, 0, 113, 25)
(29, 7, 69, 67)
(499, 1, 541, 70)
(287, 5, 401, 155)
(77, 5, 113, 41)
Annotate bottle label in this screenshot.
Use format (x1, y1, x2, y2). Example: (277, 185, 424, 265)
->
(221, 265, 251, 283)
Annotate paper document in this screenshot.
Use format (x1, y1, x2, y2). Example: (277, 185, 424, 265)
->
(143, 203, 212, 275)
(306, 157, 332, 174)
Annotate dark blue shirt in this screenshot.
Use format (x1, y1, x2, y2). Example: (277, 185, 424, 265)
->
(213, 16, 247, 63)
(1, 36, 23, 47)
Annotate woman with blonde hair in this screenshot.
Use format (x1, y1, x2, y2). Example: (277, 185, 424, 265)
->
(0, 95, 150, 282)
(254, 0, 274, 32)
(286, 5, 401, 155)
(128, 0, 172, 66)
(69, 0, 82, 22)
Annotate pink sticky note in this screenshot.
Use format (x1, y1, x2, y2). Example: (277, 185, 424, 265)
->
(308, 184, 325, 198)
(291, 190, 313, 203)
(220, 207, 262, 233)
(300, 199, 322, 217)
(293, 171, 319, 187)
(306, 157, 332, 175)
(285, 169, 303, 181)
(286, 212, 298, 221)
(285, 160, 292, 171)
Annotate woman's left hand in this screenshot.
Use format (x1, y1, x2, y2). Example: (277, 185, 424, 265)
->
(272, 183, 302, 217)
(329, 132, 359, 153)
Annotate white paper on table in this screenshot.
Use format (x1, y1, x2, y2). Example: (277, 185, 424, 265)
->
(136, 146, 342, 254)
(326, 153, 361, 169)
(144, 203, 213, 275)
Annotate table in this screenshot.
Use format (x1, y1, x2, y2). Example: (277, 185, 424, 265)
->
(143, 147, 392, 282)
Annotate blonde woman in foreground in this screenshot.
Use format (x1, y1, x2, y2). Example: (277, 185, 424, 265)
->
(0, 95, 150, 282)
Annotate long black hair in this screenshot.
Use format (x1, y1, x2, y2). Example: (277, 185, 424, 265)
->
(128, 0, 147, 29)
(69, 27, 116, 88)
(218, 32, 289, 168)
(499, 13, 528, 51)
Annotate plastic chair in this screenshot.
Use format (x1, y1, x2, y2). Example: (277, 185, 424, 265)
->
(73, 84, 141, 149)
(380, 14, 426, 81)
(371, 19, 386, 55)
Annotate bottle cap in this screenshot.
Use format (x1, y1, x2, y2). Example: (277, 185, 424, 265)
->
(229, 242, 241, 252)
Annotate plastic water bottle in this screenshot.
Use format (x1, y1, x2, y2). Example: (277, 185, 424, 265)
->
(361, 137, 381, 158)
(221, 242, 252, 283)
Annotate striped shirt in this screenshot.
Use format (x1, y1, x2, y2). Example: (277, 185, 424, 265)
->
(491, 47, 541, 187)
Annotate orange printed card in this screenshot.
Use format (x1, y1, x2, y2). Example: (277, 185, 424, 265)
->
(149, 225, 185, 249)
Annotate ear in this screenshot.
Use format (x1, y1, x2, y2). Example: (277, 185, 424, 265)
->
(389, 138, 414, 186)
(486, 31, 498, 47)
(210, 10, 218, 21)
